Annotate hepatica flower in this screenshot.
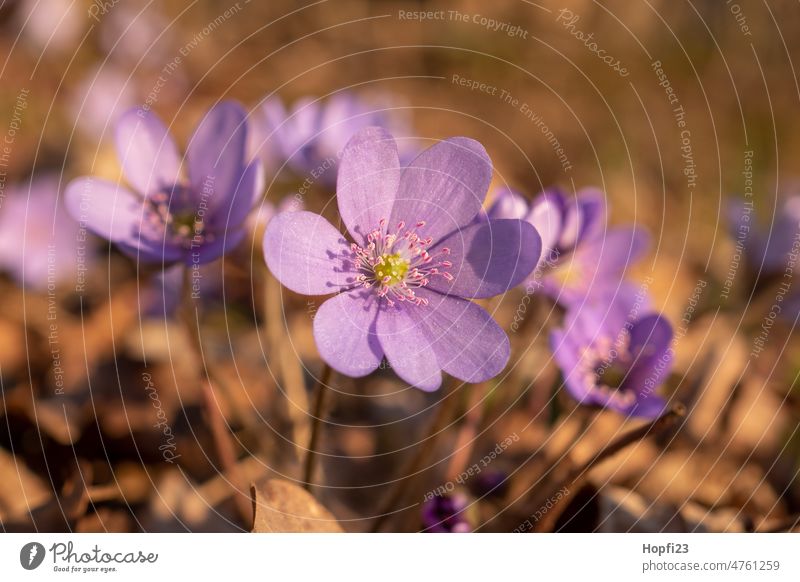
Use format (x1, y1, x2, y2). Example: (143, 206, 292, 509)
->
(0, 175, 95, 290)
(485, 187, 648, 306)
(65, 101, 262, 265)
(551, 290, 673, 419)
(421, 493, 471, 533)
(264, 127, 541, 390)
(728, 193, 800, 276)
(250, 93, 411, 183)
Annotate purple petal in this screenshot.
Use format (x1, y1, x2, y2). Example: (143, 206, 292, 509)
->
(413, 288, 509, 383)
(187, 101, 247, 215)
(64, 177, 141, 244)
(550, 328, 593, 402)
(313, 290, 383, 377)
(263, 210, 357, 295)
(376, 306, 442, 391)
(207, 159, 263, 230)
(427, 219, 541, 299)
(561, 286, 647, 341)
(485, 187, 529, 220)
(625, 315, 674, 392)
(527, 189, 565, 260)
(558, 188, 605, 250)
(115, 236, 185, 264)
(185, 227, 247, 265)
(336, 127, 400, 244)
(115, 108, 182, 196)
(583, 226, 650, 276)
(545, 226, 649, 306)
(626, 393, 668, 419)
(392, 137, 492, 244)
(248, 97, 287, 170)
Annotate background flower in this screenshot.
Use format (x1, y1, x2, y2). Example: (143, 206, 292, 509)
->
(65, 101, 263, 266)
(486, 187, 648, 306)
(249, 92, 412, 184)
(0, 175, 95, 291)
(421, 493, 471, 533)
(550, 289, 673, 419)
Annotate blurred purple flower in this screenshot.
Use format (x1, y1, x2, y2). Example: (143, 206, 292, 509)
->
(263, 127, 541, 390)
(98, 1, 171, 67)
(141, 264, 183, 319)
(249, 93, 412, 184)
(550, 289, 673, 419)
(0, 175, 95, 290)
(486, 187, 648, 306)
(13, 0, 83, 53)
(471, 469, 509, 499)
(70, 65, 138, 141)
(728, 194, 800, 275)
(421, 493, 471, 533)
(66, 101, 263, 265)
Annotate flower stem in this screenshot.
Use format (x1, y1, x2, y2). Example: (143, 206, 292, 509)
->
(302, 363, 333, 490)
(531, 403, 686, 532)
(370, 379, 461, 532)
(180, 266, 251, 523)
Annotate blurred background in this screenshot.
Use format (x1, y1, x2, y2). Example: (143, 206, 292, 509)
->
(0, 0, 798, 532)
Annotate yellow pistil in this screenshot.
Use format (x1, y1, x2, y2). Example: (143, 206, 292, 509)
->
(172, 212, 202, 237)
(373, 253, 409, 287)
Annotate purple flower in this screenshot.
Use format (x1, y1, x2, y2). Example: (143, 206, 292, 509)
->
(421, 493, 471, 533)
(98, 1, 171, 67)
(65, 101, 263, 265)
(263, 127, 541, 390)
(249, 93, 411, 183)
(487, 187, 648, 306)
(0, 175, 95, 290)
(728, 194, 800, 275)
(550, 289, 673, 419)
(14, 0, 83, 53)
(69, 65, 137, 141)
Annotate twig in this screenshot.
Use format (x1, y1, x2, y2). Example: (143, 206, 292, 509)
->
(302, 363, 333, 490)
(532, 403, 686, 532)
(180, 266, 251, 522)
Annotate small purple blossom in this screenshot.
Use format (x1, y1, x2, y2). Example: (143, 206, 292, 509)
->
(14, 0, 83, 53)
(98, 1, 172, 67)
(486, 187, 648, 306)
(70, 65, 137, 141)
(0, 175, 95, 291)
(728, 192, 800, 323)
(264, 127, 541, 390)
(550, 289, 673, 419)
(728, 193, 800, 275)
(65, 101, 263, 265)
(421, 493, 471, 533)
(249, 93, 411, 183)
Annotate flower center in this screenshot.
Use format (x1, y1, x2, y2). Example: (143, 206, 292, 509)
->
(373, 252, 409, 287)
(596, 361, 628, 391)
(578, 329, 637, 408)
(351, 219, 454, 306)
(142, 190, 213, 249)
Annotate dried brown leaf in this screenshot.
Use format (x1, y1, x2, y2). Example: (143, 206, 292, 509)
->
(251, 479, 342, 533)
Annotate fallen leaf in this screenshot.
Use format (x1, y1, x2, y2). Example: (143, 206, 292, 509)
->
(251, 479, 343, 532)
